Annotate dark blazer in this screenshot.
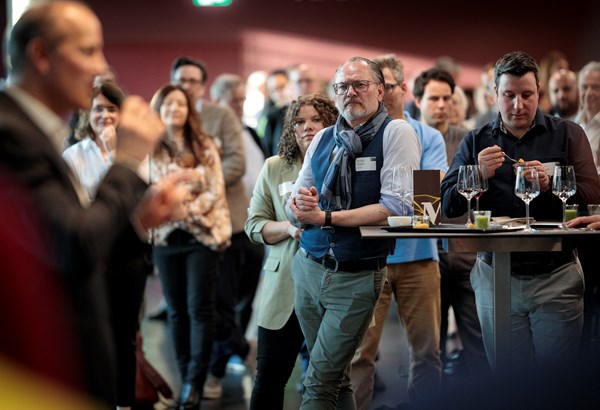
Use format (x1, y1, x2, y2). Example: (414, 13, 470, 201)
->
(0, 90, 148, 405)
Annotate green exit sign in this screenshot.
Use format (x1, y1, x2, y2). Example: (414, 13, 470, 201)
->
(193, 0, 232, 5)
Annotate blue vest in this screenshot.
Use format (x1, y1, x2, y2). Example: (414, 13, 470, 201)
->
(300, 119, 394, 262)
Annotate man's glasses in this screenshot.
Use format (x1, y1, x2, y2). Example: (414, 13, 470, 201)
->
(175, 78, 203, 86)
(332, 80, 378, 95)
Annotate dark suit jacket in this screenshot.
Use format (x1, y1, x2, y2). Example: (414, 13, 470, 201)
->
(0, 90, 148, 405)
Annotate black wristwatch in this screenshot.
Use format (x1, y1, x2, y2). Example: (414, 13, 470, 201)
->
(322, 210, 333, 229)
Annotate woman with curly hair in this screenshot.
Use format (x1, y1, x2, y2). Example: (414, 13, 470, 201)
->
(150, 84, 231, 410)
(245, 93, 338, 409)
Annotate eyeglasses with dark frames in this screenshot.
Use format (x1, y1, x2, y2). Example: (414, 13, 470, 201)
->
(175, 78, 203, 86)
(332, 80, 378, 95)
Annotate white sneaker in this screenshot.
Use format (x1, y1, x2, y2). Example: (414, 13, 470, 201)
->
(244, 338, 258, 379)
(202, 374, 223, 399)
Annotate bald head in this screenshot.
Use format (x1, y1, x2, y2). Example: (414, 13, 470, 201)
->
(548, 68, 579, 119)
(289, 64, 322, 98)
(10, 2, 91, 75)
(7, 1, 107, 116)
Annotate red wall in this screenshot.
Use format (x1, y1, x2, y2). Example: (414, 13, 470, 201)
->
(4, 0, 600, 98)
(86, 0, 600, 101)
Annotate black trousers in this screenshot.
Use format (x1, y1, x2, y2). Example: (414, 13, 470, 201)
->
(211, 233, 262, 377)
(250, 312, 305, 409)
(107, 255, 149, 406)
(154, 231, 219, 387)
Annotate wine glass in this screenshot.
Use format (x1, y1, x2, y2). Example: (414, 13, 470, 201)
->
(457, 165, 481, 226)
(391, 165, 413, 216)
(514, 165, 540, 232)
(474, 164, 489, 211)
(552, 165, 576, 228)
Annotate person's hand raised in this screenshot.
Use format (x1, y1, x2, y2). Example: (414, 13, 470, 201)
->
(98, 125, 117, 153)
(116, 96, 166, 167)
(137, 170, 196, 229)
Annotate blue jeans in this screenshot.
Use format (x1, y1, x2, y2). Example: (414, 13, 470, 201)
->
(154, 230, 219, 387)
(292, 250, 386, 410)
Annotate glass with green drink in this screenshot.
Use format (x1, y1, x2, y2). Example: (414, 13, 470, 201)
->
(473, 210, 491, 230)
(565, 204, 578, 222)
(552, 165, 576, 228)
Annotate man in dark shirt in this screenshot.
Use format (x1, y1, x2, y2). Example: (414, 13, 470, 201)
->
(441, 51, 600, 374)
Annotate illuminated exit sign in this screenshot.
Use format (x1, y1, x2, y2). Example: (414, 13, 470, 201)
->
(193, 0, 232, 5)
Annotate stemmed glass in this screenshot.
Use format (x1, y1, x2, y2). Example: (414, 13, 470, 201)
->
(474, 165, 489, 211)
(457, 165, 481, 226)
(552, 165, 577, 228)
(391, 165, 413, 216)
(514, 165, 540, 232)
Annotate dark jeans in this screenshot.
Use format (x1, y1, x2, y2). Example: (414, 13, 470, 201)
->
(211, 233, 262, 377)
(250, 312, 305, 409)
(107, 253, 150, 406)
(154, 230, 219, 387)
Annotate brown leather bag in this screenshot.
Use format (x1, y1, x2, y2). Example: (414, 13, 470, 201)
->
(135, 331, 173, 405)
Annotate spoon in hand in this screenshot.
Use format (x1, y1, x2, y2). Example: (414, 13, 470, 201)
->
(502, 152, 517, 163)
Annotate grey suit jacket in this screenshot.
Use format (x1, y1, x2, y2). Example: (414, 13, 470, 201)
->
(0, 90, 148, 404)
(245, 155, 302, 330)
(201, 101, 249, 233)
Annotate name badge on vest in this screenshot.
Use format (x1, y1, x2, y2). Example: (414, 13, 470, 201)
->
(355, 157, 377, 172)
(279, 181, 294, 196)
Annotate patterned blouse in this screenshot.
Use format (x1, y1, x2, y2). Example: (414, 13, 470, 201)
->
(151, 139, 231, 251)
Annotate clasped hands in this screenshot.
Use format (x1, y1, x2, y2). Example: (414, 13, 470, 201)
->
(478, 145, 551, 191)
(289, 186, 324, 225)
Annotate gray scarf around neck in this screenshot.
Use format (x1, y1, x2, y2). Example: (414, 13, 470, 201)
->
(320, 103, 389, 210)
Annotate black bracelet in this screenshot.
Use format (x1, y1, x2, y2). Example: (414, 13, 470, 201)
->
(324, 210, 332, 227)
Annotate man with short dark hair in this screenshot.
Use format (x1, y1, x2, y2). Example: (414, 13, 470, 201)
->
(441, 50, 600, 373)
(287, 56, 421, 409)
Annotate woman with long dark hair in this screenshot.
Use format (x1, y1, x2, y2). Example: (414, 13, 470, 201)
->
(150, 84, 231, 410)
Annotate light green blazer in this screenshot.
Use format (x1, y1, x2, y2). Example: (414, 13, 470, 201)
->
(244, 155, 302, 330)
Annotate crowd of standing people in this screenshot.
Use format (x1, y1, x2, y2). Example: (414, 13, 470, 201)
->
(2, 2, 600, 410)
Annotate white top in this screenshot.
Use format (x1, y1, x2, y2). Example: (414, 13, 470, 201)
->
(62, 137, 111, 200)
(575, 110, 600, 170)
(292, 118, 422, 216)
(241, 128, 265, 198)
(63, 137, 150, 201)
